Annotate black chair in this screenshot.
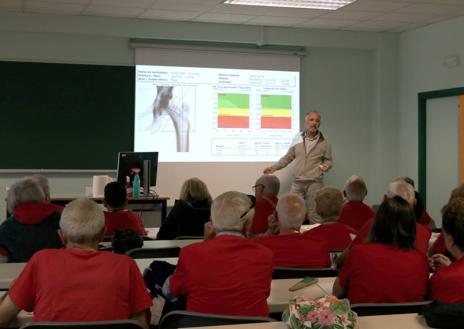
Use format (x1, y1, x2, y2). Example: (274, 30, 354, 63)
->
(159, 310, 275, 329)
(351, 301, 432, 316)
(20, 320, 145, 329)
(272, 267, 338, 279)
(125, 247, 180, 258)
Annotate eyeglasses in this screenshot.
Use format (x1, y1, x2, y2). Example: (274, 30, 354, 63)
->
(252, 184, 264, 191)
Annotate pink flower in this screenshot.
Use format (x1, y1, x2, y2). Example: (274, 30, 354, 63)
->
(306, 311, 319, 322)
(317, 309, 336, 326)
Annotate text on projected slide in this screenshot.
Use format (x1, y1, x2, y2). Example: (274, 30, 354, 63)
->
(134, 65, 300, 162)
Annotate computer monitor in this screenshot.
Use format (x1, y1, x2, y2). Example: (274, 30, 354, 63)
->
(117, 152, 158, 195)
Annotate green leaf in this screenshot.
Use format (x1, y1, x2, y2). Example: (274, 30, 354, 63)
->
(282, 310, 290, 322)
(298, 304, 315, 315)
(290, 315, 304, 329)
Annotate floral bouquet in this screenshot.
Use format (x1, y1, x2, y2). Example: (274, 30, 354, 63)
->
(282, 295, 358, 329)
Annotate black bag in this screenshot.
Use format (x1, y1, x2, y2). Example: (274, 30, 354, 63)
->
(421, 301, 464, 329)
(111, 229, 144, 254)
(143, 260, 186, 318)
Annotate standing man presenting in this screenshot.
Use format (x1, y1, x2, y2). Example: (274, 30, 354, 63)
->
(263, 111, 332, 223)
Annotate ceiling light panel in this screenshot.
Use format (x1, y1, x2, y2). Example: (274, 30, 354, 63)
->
(223, 0, 357, 10)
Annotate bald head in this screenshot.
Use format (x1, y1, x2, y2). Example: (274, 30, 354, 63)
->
(344, 175, 367, 202)
(254, 175, 280, 197)
(276, 194, 306, 232)
(386, 179, 415, 207)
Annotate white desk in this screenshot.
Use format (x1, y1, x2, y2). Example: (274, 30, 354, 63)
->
(100, 239, 201, 249)
(184, 313, 431, 329)
(0, 262, 25, 290)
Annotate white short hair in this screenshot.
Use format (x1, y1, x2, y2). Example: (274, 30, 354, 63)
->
(60, 198, 105, 245)
(27, 174, 50, 198)
(386, 180, 415, 207)
(276, 193, 306, 231)
(344, 175, 367, 202)
(211, 191, 254, 231)
(7, 178, 45, 214)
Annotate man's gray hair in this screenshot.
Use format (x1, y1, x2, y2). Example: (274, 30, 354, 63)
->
(255, 175, 280, 195)
(276, 193, 306, 231)
(386, 179, 415, 207)
(306, 111, 321, 119)
(26, 174, 50, 199)
(7, 178, 45, 214)
(60, 198, 105, 245)
(211, 191, 254, 231)
(344, 175, 367, 202)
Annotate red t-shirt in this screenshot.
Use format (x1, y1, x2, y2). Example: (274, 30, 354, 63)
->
(338, 201, 374, 232)
(304, 223, 358, 250)
(338, 243, 429, 304)
(104, 210, 146, 236)
(429, 257, 464, 303)
(169, 235, 274, 316)
(8, 248, 152, 321)
(254, 233, 331, 268)
(248, 196, 278, 235)
(432, 232, 447, 254)
(352, 218, 431, 254)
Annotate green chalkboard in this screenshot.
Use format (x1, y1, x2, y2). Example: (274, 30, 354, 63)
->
(0, 61, 135, 169)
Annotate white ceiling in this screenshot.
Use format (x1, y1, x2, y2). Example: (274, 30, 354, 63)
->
(1, 0, 464, 32)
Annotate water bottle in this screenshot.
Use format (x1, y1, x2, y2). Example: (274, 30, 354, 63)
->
(132, 173, 141, 198)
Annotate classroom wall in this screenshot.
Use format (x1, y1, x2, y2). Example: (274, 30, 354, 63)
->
(0, 11, 400, 219)
(398, 15, 464, 225)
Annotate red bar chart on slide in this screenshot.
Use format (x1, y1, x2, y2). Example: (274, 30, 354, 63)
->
(217, 93, 250, 128)
(260, 94, 292, 129)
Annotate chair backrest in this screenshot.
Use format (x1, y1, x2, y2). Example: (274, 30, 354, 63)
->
(159, 310, 275, 329)
(126, 247, 181, 259)
(350, 301, 432, 316)
(174, 236, 203, 240)
(20, 320, 145, 329)
(272, 267, 338, 279)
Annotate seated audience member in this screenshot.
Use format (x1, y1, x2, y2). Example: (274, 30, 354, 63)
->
(254, 194, 331, 268)
(351, 179, 431, 254)
(0, 178, 63, 262)
(338, 175, 374, 231)
(248, 175, 280, 235)
(333, 196, 429, 304)
(304, 187, 358, 250)
(0, 198, 152, 327)
(157, 177, 212, 240)
(431, 184, 464, 256)
(429, 198, 464, 303)
(104, 181, 146, 236)
(401, 176, 433, 228)
(163, 191, 274, 316)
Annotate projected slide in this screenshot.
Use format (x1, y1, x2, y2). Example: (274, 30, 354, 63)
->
(261, 95, 292, 129)
(134, 65, 299, 162)
(217, 94, 250, 129)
